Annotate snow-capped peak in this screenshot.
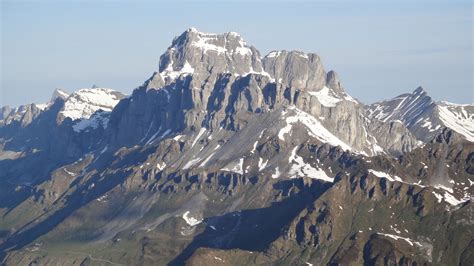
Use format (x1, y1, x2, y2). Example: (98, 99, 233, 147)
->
(60, 87, 125, 121)
(367, 87, 474, 142)
(150, 28, 265, 88)
(50, 88, 70, 102)
(168, 28, 253, 58)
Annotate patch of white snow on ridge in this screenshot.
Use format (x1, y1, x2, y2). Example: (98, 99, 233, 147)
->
(63, 168, 75, 176)
(191, 128, 207, 148)
(192, 36, 227, 54)
(173, 135, 185, 141)
(188, 29, 253, 57)
(433, 183, 470, 206)
(258, 157, 268, 171)
(156, 162, 166, 171)
(251, 130, 265, 153)
(183, 157, 202, 170)
(437, 104, 474, 142)
(52, 89, 70, 100)
(241, 66, 273, 79)
(434, 184, 454, 193)
(265, 51, 282, 58)
(368, 169, 403, 183)
(343, 93, 358, 104)
(377, 233, 422, 247)
(368, 169, 431, 188)
(72, 111, 110, 132)
(199, 152, 216, 167)
(182, 211, 202, 226)
(278, 107, 352, 151)
(288, 147, 334, 182)
(308, 86, 342, 107)
(35, 103, 48, 111)
(272, 167, 281, 179)
(61, 88, 122, 120)
(222, 158, 244, 174)
(442, 192, 466, 206)
(160, 60, 195, 82)
(432, 191, 443, 203)
(251, 141, 259, 153)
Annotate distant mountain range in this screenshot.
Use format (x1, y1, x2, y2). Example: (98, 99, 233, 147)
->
(1, 28, 473, 266)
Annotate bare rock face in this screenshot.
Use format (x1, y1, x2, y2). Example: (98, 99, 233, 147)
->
(0, 106, 12, 121)
(0, 104, 44, 127)
(325, 70, 345, 96)
(262, 50, 326, 92)
(367, 119, 420, 157)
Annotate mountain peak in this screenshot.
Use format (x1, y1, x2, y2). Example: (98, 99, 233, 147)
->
(367, 86, 474, 142)
(51, 88, 70, 102)
(59, 87, 125, 121)
(187, 27, 198, 33)
(143, 29, 265, 90)
(413, 86, 426, 95)
(166, 28, 252, 61)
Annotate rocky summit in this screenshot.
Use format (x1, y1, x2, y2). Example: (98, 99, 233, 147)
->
(0, 29, 473, 266)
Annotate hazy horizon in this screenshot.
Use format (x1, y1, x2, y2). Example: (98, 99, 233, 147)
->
(1, 0, 473, 107)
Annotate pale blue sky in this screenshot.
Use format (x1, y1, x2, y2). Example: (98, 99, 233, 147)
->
(1, 0, 473, 107)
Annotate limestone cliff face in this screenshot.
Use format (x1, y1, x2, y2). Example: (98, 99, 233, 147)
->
(367, 119, 420, 157)
(262, 50, 326, 92)
(0, 104, 43, 127)
(106, 29, 412, 156)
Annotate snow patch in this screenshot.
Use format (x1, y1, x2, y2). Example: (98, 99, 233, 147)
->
(377, 233, 422, 247)
(191, 128, 207, 148)
(258, 157, 268, 171)
(279, 108, 352, 152)
(288, 146, 334, 182)
(61, 88, 122, 120)
(222, 158, 244, 174)
(368, 169, 403, 183)
(199, 152, 216, 167)
(432, 191, 443, 203)
(272, 167, 281, 179)
(156, 162, 166, 171)
(437, 104, 474, 142)
(72, 111, 110, 132)
(63, 168, 75, 176)
(308, 86, 342, 107)
(183, 157, 202, 170)
(442, 192, 466, 206)
(265, 51, 282, 58)
(160, 60, 195, 82)
(182, 211, 202, 226)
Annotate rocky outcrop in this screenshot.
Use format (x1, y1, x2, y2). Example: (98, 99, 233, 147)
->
(262, 50, 325, 91)
(0, 104, 44, 127)
(367, 119, 420, 156)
